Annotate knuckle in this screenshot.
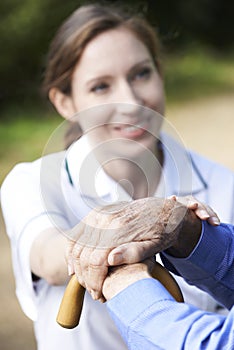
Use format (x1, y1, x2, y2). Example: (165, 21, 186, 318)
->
(90, 249, 109, 266)
(79, 246, 93, 261)
(72, 243, 83, 257)
(89, 256, 104, 268)
(73, 255, 81, 265)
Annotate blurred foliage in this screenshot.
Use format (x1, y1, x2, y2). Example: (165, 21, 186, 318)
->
(0, 0, 233, 114)
(146, 0, 234, 50)
(0, 111, 61, 183)
(0, 0, 85, 109)
(164, 49, 234, 104)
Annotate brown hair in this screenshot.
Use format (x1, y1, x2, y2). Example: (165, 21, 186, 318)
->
(43, 3, 162, 96)
(42, 3, 162, 147)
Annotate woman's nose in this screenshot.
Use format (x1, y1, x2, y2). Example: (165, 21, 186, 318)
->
(115, 81, 143, 114)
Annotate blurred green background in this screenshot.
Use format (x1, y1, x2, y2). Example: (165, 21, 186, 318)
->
(1, 0, 234, 110)
(0, 0, 234, 183)
(0, 1, 234, 349)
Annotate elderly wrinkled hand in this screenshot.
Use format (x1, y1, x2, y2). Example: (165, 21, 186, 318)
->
(66, 196, 220, 301)
(66, 197, 188, 300)
(108, 195, 220, 265)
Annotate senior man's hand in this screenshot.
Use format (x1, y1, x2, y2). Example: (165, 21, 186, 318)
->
(108, 195, 220, 266)
(102, 260, 154, 301)
(66, 196, 218, 301)
(67, 197, 187, 300)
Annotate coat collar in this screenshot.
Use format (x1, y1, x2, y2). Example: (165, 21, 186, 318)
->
(65, 135, 130, 202)
(160, 133, 207, 197)
(65, 133, 207, 201)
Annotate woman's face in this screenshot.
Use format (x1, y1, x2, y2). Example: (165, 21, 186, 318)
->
(66, 27, 165, 154)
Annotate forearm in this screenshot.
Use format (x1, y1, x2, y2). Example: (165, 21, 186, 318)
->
(107, 278, 234, 350)
(30, 228, 69, 285)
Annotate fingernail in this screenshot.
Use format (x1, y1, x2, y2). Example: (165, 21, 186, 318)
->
(98, 297, 106, 303)
(90, 290, 98, 300)
(200, 210, 210, 218)
(210, 217, 220, 225)
(68, 264, 74, 276)
(109, 252, 123, 265)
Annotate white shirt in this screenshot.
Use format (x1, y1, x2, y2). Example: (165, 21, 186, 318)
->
(1, 133, 234, 349)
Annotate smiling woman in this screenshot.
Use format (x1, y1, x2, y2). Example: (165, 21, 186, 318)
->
(51, 26, 165, 148)
(45, 5, 164, 154)
(1, 3, 234, 350)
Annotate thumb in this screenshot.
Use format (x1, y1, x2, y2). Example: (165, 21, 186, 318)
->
(108, 241, 157, 265)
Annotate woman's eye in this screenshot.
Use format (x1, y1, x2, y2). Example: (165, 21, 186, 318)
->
(91, 83, 109, 93)
(133, 67, 151, 81)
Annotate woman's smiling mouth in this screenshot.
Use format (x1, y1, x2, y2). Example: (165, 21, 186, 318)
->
(112, 119, 150, 139)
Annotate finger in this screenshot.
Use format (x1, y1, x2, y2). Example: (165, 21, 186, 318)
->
(194, 205, 220, 225)
(194, 207, 210, 220)
(205, 207, 220, 225)
(207, 216, 220, 226)
(108, 241, 157, 266)
(97, 296, 106, 303)
(86, 249, 110, 300)
(67, 222, 86, 276)
(72, 243, 87, 288)
(205, 206, 220, 225)
(187, 202, 199, 210)
(66, 240, 75, 276)
(180, 195, 216, 221)
(180, 196, 220, 225)
(176, 195, 198, 208)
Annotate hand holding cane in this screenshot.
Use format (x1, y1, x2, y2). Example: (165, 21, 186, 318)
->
(57, 197, 187, 329)
(56, 261, 183, 329)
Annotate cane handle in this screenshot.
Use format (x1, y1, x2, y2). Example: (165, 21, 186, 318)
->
(56, 275, 85, 329)
(56, 262, 183, 329)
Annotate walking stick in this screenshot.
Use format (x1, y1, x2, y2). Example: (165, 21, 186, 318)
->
(56, 261, 184, 329)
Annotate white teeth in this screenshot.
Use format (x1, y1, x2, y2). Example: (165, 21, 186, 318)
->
(124, 122, 145, 131)
(125, 125, 140, 131)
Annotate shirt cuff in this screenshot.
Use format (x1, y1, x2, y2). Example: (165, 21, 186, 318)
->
(106, 278, 174, 342)
(162, 221, 230, 281)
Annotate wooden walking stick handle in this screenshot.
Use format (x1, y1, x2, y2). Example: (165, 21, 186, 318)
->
(56, 275, 85, 329)
(151, 262, 184, 303)
(56, 262, 183, 329)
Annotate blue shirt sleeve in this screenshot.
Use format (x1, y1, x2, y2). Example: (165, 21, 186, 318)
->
(162, 221, 234, 309)
(107, 278, 234, 350)
(106, 222, 234, 349)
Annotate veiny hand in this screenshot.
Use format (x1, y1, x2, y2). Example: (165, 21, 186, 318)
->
(108, 195, 220, 265)
(66, 197, 187, 300)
